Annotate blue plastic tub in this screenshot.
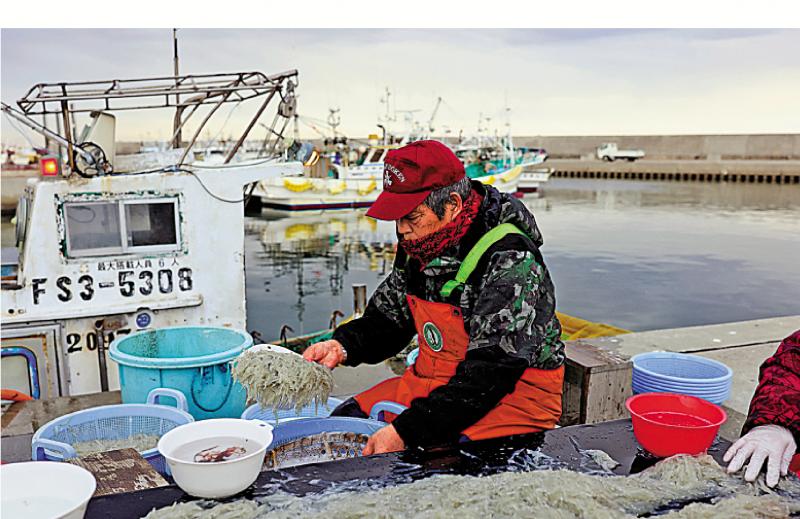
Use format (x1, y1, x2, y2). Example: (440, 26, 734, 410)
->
(31, 388, 193, 475)
(270, 417, 386, 448)
(242, 397, 344, 423)
(109, 326, 253, 420)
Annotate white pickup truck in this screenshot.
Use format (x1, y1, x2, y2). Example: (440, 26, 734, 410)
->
(596, 143, 645, 162)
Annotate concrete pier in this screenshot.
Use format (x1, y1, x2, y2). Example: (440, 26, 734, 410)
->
(545, 158, 800, 184)
(572, 315, 800, 440)
(517, 134, 800, 161)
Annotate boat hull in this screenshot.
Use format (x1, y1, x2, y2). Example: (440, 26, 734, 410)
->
(518, 168, 552, 193)
(253, 176, 381, 211)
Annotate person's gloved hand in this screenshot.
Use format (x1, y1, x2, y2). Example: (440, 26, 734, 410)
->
(723, 424, 797, 487)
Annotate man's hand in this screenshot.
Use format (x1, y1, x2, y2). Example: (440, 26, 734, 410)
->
(302, 340, 345, 369)
(363, 424, 405, 455)
(723, 424, 797, 487)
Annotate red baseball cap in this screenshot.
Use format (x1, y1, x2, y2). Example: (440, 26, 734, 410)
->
(366, 140, 465, 220)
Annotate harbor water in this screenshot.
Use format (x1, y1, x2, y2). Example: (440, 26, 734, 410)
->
(243, 178, 800, 338)
(2, 178, 798, 340)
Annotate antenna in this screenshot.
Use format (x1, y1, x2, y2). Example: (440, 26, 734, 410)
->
(327, 107, 341, 137)
(379, 86, 400, 125)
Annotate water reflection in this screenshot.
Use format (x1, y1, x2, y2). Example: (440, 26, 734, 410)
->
(244, 210, 397, 339)
(245, 179, 800, 338)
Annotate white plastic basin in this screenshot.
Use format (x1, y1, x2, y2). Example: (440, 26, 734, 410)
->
(157, 418, 273, 498)
(1, 461, 96, 519)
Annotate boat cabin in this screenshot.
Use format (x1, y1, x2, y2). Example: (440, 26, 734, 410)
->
(1, 71, 304, 399)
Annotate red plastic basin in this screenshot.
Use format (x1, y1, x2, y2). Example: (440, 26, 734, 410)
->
(626, 392, 727, 457)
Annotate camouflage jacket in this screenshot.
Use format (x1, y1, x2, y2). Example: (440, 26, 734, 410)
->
(333, 182, 564, 447)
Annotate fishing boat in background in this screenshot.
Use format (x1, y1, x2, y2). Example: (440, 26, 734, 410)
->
(454, 136, 547, 195)
(519, 167, 554, 193)
(250, 147, 387, 211)
(250, 96, 548, 209)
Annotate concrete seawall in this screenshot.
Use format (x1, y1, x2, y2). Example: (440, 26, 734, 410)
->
(544, 159, 800, 184)
(511, 134, 800, 182)
(516, 134, 800, 161)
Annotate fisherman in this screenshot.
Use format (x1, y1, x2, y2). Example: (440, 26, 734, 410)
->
(724, 329, 800, 487)
(303, 139, 564, 455)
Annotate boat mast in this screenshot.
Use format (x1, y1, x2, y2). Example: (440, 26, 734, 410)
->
(172, 28, 182, 149)
(505, 103, 514, 167)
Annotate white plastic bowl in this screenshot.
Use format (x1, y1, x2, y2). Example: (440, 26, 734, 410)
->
(1, 461, 96, 519)
(157, 418, 273, 498)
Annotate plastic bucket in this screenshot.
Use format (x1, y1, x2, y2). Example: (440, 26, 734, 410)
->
(110, 327, 252, 420)
(626, 392, 726, 457)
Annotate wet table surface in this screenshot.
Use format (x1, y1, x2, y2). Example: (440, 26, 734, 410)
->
(86, 419, 732, 518)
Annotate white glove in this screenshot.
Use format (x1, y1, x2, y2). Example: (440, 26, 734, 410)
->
(723, 424, 797, 487)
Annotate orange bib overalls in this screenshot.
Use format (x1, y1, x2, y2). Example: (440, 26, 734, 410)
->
(354, 223, 564, 441)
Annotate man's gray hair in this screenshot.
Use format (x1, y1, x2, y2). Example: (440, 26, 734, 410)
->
(423, 177, 473, 219)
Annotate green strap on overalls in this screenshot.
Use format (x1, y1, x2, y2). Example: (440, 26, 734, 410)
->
(439, 223, 526, 298)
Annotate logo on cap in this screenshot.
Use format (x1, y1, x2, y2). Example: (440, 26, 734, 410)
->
(383, 163, 405, 189)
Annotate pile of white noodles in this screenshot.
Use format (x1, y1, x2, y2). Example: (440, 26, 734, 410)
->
(144, 454, 800, 519)
(72, 433, 161, 457)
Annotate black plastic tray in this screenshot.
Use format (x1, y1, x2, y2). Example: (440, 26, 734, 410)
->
(85, 419, 731, 518)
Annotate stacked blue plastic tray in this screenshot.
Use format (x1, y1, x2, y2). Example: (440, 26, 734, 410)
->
(631, 351, 732, 405)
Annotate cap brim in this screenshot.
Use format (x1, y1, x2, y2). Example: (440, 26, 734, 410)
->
(365, 189, 432, 220)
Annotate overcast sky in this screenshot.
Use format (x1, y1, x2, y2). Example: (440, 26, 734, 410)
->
(2, 28, 799, 146)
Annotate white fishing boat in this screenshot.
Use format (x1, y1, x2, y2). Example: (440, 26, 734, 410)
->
(1, 70, 309, 399)
(251, 175, 382, 211)
(251, 142, 392, 211)
(251, 144, 522, 209)
(451, 109, 552, 195)
(519, 167, 553, 193)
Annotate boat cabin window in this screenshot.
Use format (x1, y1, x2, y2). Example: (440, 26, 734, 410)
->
(63, 197, 180, 258)
(124, 200, 178, 248)
(367, 149, 385, 163)
(65, 202, 123, 255)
